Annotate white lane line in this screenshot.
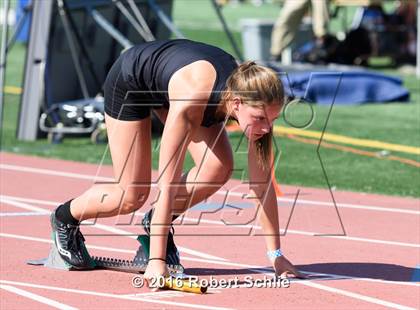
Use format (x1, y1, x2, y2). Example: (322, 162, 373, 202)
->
(4, 226, 420, 310)
(0, 231, 234, 266)
(0, 198, 52, 213)
(2, 190, 419, 309)
(2, 195, 419, 249)
(0, 231, 230, 267)
(89, 222, 227, 262)
(2, 233, 417, 309)
(323, 235, 420, 248)
(0, 211, 49, 217)
(121, 291, 187, 299)
(0, 164, 113, 182)
(0, 195, 61, 206)
(0, 232, 135, 255)
(0, 197, 227, 262)
(301, 281, 416, 310)
(176, 246, 227, 261)
(246, 272, 417, 309)
(0, 280, 232, 310)
(0, 231, 243, 268)
(2, 231, 419, 288)
(177, 216, 420, 249)
(300, 270, 420, 288)
(1, 163, 419, 215)
(3, 194, 415, 307)
(0, 284, 77, 310)
(247, 268, 420, 288)
(0, 231, 257, 269)
(219, 190, 420, 215)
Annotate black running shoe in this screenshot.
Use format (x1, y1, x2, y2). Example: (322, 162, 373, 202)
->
(50, 210, 94, 269)
(141, 209, 180, 266)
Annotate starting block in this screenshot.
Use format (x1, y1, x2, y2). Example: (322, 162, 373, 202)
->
(27, 234, 184, 276)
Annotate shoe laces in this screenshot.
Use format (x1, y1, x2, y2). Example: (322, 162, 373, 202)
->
(66, 224, 83, 253)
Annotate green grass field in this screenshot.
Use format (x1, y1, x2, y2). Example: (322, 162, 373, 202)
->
(1, 1, 419, 197)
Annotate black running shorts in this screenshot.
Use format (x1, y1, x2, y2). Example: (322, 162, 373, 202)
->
(103, 55, 155, 121)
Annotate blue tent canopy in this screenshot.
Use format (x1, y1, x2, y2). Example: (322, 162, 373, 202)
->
(278, 70, 410, 105)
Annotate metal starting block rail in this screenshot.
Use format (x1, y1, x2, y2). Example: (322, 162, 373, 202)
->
(92, 256, 184, 276)
(27, 234, 185, 277)
(26, 234, 211, 293)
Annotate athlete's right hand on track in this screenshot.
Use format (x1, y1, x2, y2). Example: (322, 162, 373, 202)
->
(144, 260, 170, 291)
(273, 255, 307, 279)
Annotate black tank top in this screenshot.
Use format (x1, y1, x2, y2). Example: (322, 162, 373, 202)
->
(120, 39, 238, 127)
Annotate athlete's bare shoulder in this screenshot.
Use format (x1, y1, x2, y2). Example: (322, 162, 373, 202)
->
(168, 60, 217, 117)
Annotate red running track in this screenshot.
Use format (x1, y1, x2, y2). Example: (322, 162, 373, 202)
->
(0, 152, 419, 309)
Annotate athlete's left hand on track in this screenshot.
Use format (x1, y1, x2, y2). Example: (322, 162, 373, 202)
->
(273, 255, 307, 279)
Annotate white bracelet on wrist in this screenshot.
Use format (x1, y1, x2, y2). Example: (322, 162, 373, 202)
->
(267, 248, 283, 260)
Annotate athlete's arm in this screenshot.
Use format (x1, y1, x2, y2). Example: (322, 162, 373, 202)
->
(248, 144, 305, 278)
(248, 143, 280, 250)
(145, 61, 216, 283)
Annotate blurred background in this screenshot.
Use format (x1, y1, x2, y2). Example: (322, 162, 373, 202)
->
(0, 0, 419, 197)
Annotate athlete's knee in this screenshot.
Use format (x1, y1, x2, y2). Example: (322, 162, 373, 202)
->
(118, 186, 150, 214)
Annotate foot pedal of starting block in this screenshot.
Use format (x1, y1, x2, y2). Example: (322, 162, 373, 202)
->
(27, 234, 184, 276)
(136, 234, 185, 276)
(27, 233, 95, 270)
(27, 241, 73, 271)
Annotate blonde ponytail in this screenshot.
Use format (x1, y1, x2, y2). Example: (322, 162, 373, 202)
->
(236, 60, 257, 72)
(219, 61, 284, 170)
